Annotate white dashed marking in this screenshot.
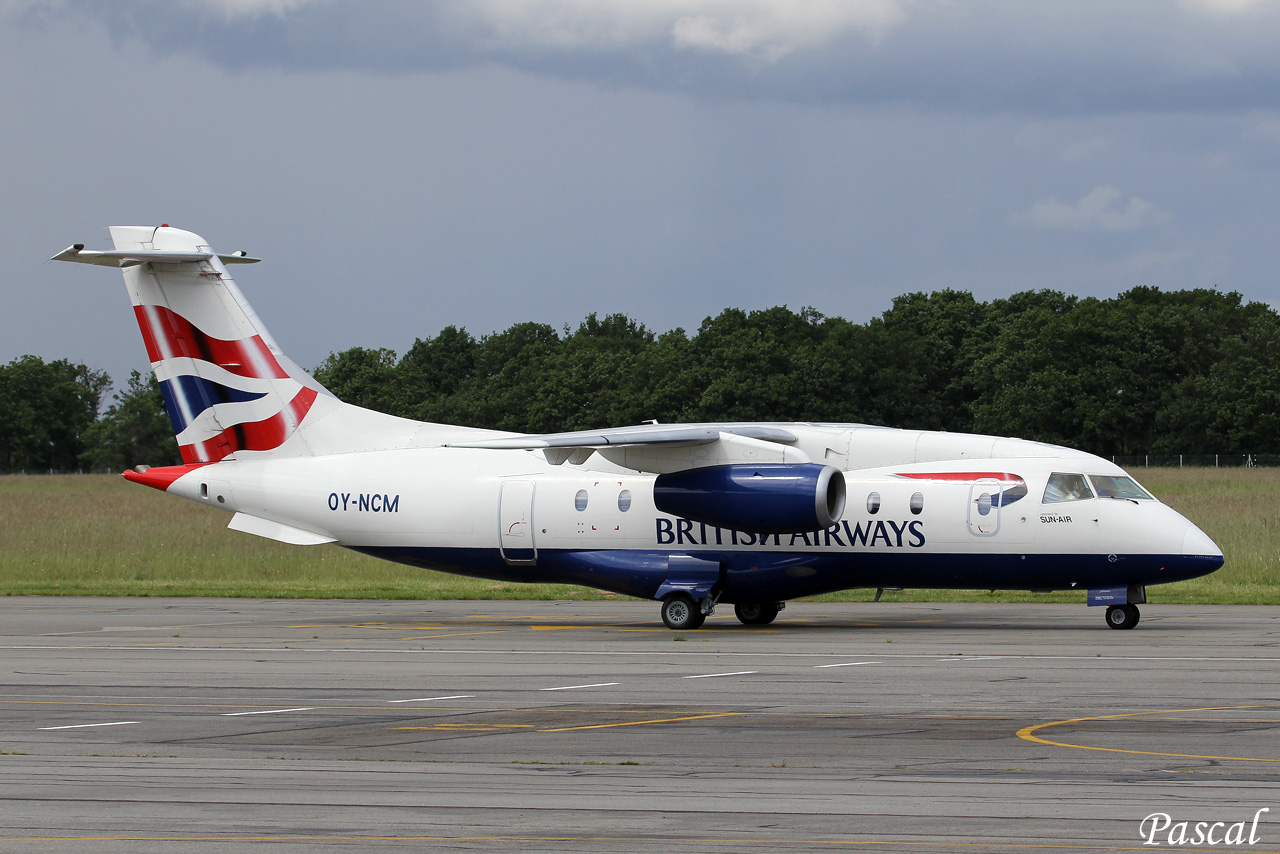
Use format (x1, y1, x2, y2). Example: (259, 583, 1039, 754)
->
(221, 707, 315, 717)
(388, 695, 475, 703)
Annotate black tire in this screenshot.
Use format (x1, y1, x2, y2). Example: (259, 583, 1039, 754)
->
(661, 594, 705, 630)
(734, 602, 780, 626)
(1105, 603, 1140, 630)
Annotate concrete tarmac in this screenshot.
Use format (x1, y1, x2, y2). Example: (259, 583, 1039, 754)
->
(0, 598, 1277, 852)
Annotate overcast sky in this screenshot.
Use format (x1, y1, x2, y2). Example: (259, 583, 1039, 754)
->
(4, 0, 1280, 392)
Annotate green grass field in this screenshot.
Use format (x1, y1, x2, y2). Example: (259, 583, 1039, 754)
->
(0, 470, 1275, 603)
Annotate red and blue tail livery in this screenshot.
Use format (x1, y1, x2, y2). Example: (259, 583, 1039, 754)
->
(53, 225, 1224, 630)
(140, 304, 319, 463)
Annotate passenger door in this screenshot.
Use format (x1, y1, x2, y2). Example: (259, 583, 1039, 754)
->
(498, 480, 537, 565)
(967, 477, 1002, 537)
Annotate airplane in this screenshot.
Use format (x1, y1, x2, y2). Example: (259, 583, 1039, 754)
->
(53, 225, 1224, 631)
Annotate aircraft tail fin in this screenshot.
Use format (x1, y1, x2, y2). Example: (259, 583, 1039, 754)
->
(56, 224, 508, 466)
(55, 225, 330, 464)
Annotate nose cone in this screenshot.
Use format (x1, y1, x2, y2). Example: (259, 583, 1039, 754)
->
(1183, 523, 1224, 572)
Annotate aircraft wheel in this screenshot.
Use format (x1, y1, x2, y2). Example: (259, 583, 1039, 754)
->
(1105, 604, 1140, 630)
(734, 602, 780, 626)
(661, 594, 705, 630)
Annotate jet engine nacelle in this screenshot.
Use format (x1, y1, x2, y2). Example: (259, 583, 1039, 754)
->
(653, 463, 847, 534)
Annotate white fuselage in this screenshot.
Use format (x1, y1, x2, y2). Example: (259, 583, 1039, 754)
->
(162, 426, 1222, 602)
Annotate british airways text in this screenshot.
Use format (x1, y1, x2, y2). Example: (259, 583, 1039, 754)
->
(657, 518, 925, 548)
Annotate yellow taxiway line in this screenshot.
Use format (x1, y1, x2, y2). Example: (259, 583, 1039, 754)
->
(1016, 705, 1280, 762)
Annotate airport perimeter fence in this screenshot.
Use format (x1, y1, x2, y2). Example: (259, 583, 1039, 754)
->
(1111, 454, 1280, 468)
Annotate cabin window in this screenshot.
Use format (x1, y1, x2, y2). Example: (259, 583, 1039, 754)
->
(574, 489, 589, 511)
(618, 490, 632, 512)
(976, 492, 993, 516)
(866, 492, 881, 514)
(1089, 474, 1153, 501)
(909, 492, 924, 515)
(1043, 473, 1093, 503)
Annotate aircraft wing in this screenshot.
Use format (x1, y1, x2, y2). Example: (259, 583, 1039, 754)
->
(449, 423, 809, 473)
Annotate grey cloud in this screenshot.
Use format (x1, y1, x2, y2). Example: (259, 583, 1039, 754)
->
(12, 0, 1280, 112)
(6, 9, 1280, 396)
(1014, 186, 1170, 233)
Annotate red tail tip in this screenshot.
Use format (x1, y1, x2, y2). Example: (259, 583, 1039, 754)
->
(123, 463, 210, 492)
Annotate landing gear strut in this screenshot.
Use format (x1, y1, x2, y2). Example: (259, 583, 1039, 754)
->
(734, 602, 783, 626)
(1105, 603, 1140, 630)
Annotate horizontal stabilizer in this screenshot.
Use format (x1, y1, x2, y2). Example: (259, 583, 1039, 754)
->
(227, 512, 336, 545)
(51, 245, 260, 268)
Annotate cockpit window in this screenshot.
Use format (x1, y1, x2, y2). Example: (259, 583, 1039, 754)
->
(1089, 474, 1153, 501)
(1042, 473, 1094, 503)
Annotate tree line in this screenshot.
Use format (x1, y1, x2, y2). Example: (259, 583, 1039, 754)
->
(5, 286, 1279, 473)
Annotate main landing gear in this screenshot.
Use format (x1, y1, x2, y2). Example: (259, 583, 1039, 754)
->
(661, 593, 707, 630)
(733, 602, 784, 626)
(1105, 603, 1140, 630)
(660, 594, 787, 629)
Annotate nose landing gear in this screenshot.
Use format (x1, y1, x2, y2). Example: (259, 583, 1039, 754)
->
(1105, 603, 1140, 630)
